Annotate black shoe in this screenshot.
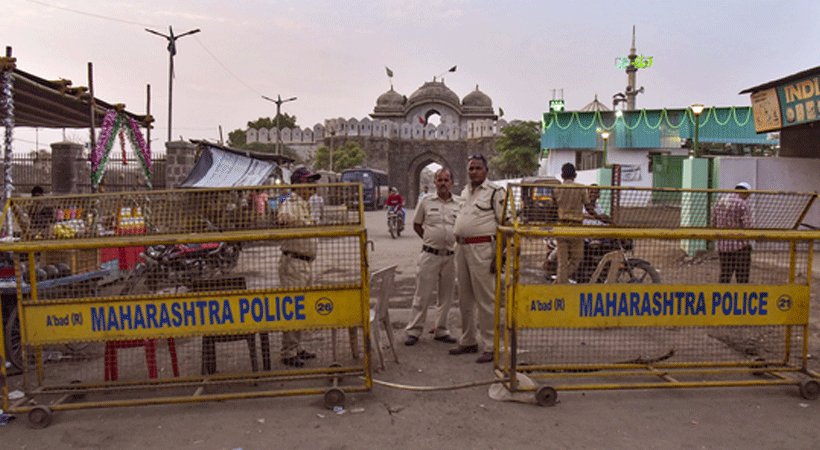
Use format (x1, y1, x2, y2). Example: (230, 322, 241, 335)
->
(296, 350, 316, 360)
(433, 335, 457, 344)
(404, 335, 419, 346)
(449, 344, 478, 355)
(281, 356, 304, 367)
(476, 352, 493, 364)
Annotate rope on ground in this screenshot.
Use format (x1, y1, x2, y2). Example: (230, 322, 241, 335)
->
(363, 377, 510, 392)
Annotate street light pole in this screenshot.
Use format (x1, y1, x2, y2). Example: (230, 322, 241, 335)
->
(600, 131, 611, 168)
(145, 26, 201, 143)
(690, 104, 705, 158)
(262, 94, 297, 156)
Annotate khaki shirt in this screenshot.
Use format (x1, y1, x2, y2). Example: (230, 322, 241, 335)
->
(554, 180, 590, 223)
(453, 179, 505, 238)
(277, 192, 318, 258)
(414, 194, 460, 250)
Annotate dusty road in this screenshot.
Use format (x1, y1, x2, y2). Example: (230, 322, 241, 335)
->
(2, 208, 819, 449)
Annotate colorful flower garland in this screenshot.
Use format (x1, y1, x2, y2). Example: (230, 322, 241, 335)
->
(91, 109, 152, 188)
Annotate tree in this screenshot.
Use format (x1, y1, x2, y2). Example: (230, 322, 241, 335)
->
(314, 141, 365, 172)
(491, 120, 541, 178)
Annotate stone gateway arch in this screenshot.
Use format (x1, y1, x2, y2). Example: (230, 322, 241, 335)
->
(326, 80, 505, 207)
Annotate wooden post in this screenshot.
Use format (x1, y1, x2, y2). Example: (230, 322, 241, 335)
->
(88, 62, 97, 193)
(146, 84, 151, 153)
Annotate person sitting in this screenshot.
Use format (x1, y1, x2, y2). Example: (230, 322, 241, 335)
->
(385, 187, 406, 230)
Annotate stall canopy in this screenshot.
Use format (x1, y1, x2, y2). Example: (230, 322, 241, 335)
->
(8, 67, 150, 128)
(180, 141, 294, 188)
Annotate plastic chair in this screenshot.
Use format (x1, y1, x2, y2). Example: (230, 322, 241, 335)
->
(103, 338, 179, 381)
(369, 265, 399, 371)
(201, 334, 259, 375)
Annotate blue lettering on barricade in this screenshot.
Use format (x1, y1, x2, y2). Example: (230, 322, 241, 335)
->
(91, 295, 308, 332)
(572, 290, 770, 318)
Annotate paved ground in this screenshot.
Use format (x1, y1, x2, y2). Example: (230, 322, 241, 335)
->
(2, 208, 819, 449)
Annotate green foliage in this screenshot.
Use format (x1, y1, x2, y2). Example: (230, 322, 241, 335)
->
(314, 141, 365, 172)
(491, 121, 541, 178)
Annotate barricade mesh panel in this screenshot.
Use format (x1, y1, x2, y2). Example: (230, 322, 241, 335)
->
(4, 183, 361, 241)
(516, 236, 810, 286)
(505, 184, 814, 230)
(4, 184, 369, 389)
(514, 326, 805, 369)
(498, 184, 817, 388)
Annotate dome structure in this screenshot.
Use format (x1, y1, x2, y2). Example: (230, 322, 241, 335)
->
(373, 87, 406, 116)
(406, 80, 461, 111)
(462, 85, 493, 108)
(580, 94, 611, 112)
(376, 88, 404, 107)
(461, 85, 495, 117)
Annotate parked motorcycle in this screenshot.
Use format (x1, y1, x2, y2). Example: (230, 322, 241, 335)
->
(119, 240, 242, 295)
(543, 238, 660, 284)
(387, 205, 404, 239)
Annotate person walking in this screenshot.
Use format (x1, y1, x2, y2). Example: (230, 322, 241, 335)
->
(712, 181, 753, 283)
(553, 163, 598, 284)
(404, 168, 459, 346)
(450, 154, 506, 364)
(276, 167, 321, 367)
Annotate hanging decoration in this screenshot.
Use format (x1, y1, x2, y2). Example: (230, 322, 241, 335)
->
(544, 106, 753, 132)
(91, 109, 152, 189)
(119, 127, 128, 165)
(2, 55, 17, 237)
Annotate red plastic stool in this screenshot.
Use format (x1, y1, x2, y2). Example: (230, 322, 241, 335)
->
(104, 339, 180, 381)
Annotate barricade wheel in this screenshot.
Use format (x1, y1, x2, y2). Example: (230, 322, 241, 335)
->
(28, 405, 53, 429)
(324, 387, 346, 409)
(328, 362, 343, 384)
(535, 386, 558, 407)
(799, 380, 819, 400)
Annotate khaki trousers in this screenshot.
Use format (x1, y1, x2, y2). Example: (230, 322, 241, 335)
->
(279, 256, 311, 358)
(556, 238, 584, 284)
(455, 242, 495, 351)
(405, 250, 455, 338)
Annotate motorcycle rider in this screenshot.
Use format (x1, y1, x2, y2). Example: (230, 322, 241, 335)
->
(385, 187, 406, 232)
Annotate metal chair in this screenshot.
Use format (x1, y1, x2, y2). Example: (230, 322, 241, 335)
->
(369, 265, 399, 371)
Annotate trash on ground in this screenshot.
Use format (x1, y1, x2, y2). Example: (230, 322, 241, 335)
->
(350, 408, 365, 414)
(333, 406, 346, 415)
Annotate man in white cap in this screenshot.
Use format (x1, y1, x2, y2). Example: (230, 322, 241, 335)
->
(711, 181, 752, 283)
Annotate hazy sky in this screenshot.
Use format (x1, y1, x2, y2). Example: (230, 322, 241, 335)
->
(3, 0, 818, 151)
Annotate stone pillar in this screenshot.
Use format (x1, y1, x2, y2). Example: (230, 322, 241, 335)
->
(50, 141, 84, 194)
(165, 140, 198, 188)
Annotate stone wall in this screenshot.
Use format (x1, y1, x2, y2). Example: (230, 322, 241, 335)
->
(245, 117, 509, 145)
(164, 141, 198, 188)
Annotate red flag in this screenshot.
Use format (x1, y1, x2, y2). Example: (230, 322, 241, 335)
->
(418, 115, 426, 125)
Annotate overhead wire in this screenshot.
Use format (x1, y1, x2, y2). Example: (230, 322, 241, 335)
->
(25, 0, 162, 28)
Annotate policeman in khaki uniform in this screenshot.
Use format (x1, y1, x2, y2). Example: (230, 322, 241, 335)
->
(554, 163, 598, 284)
(276, 168, 321, 367)
(450, 154, 506, 364)
(404, 168, 459, 346)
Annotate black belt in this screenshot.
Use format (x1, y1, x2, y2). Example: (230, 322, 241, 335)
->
(422, 245, 454, 256)
(282, 251, 315, 262)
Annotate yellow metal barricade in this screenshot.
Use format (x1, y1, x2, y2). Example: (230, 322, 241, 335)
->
(494, 184, 819, 406)
(0, 183, 372, 427)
